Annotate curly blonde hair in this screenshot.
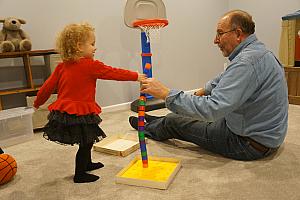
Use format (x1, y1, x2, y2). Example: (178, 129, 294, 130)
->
(56, 22, 95, 61)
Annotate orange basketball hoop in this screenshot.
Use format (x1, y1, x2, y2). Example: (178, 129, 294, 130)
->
(133, 19, 168, 27)
(133, 19, 169, 43)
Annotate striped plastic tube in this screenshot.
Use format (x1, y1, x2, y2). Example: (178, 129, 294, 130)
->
(138, 94, 148, 168)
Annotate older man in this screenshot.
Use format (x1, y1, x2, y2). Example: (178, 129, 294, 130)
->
(129, 10, 288, 161)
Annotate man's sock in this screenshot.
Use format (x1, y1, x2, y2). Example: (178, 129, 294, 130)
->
(73, 172, 99, 183)
(129, 116, 139, 130)
(129, 114, 164, 131)
(86, 162, 104, 171)
(128, 116, 155, 139)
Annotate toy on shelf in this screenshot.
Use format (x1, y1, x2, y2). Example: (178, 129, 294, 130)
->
(116, 0, 181, 190)
(0, 17, 32, 53)
(279, 10, 300, 67)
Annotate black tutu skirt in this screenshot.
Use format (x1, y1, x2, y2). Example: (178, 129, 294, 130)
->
(43, 111, 106, 146)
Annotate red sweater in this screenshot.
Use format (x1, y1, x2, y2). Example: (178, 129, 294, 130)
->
(34, 58, 138, 115)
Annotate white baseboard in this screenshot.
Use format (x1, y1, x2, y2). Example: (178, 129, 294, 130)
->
(102, 88, 198, 113)
(185, 88, 198, 95)
(102, 102, 131, 113)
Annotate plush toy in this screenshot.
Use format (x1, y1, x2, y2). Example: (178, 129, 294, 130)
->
(0, 17, 32, 53)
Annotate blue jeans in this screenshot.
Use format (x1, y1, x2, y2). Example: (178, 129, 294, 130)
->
(145, 113, 275, 161)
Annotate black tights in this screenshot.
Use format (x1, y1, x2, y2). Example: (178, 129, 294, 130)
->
(75, 143, 93, 175)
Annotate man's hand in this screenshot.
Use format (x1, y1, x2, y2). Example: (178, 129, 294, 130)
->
(140, 78, 170, 100)
(194, 88, 205, 96)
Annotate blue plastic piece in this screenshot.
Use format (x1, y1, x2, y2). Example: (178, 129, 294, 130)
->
(141, 32, 154, 100)
(140, 143, 147, 152)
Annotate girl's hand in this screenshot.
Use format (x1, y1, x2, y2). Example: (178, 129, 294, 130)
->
(194, 88, 205, 96)
(137, 73, 147, 82)
(33, 105, 39, 111)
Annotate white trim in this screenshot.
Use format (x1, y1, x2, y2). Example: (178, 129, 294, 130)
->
(102, 102, 131, 113)
(185, 88, 198, 95)
(102, 88, 199, 113)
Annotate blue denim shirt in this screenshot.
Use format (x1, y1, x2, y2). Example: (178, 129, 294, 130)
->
(166, 34, 288, 148)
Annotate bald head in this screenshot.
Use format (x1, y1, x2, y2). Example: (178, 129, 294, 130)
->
(223, 10, 255, 35)
(214, 10, 255, 57)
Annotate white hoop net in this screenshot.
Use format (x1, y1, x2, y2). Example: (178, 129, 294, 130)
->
(138, 23, 165, 43)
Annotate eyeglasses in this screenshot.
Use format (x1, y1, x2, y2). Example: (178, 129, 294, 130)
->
(215, 29, 236, 39)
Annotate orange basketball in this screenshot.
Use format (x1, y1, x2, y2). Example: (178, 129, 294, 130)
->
(0, 154, 17, 185)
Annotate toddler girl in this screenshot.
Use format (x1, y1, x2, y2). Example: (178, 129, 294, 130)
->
(34, 22, 145, 183)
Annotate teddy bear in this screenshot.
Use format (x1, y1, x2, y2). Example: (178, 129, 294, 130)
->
(0, 17, 32, 53)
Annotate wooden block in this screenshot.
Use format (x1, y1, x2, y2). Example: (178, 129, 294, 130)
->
(93, 133, 145, 157)
(288, 71, 298, 95)
(284, 67, 300, 105)
(0, 97, 2, 110)
(115, 156, 181, 190)
(288, 95, 300, 104)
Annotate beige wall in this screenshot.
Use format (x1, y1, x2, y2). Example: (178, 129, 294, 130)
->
(2, 1, 297, 109)
(0, 0, 227, 108)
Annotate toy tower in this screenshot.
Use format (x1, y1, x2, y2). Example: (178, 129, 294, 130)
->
(124, 0, 168, 112)
(115, 0, 181, 190)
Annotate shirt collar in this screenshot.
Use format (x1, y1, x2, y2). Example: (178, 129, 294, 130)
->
(228, 34, 257, 61)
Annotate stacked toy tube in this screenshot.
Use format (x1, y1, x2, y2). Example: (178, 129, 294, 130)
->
(137, 31, 154, 168)
(138, 94, 148, 168)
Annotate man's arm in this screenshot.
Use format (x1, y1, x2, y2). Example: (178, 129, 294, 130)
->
(141, 61, 257, 122)
(140, 71, 223, 99)
(204, 73, 222, 95)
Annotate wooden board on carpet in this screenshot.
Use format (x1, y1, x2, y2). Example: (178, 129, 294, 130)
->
(93, 133, 146, 157)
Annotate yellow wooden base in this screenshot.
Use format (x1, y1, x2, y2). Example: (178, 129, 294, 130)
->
(116, 156, 181, 190)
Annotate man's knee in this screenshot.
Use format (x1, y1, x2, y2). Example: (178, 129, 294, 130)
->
(164, 113, 182, 125)
(145, 115, 173, 141)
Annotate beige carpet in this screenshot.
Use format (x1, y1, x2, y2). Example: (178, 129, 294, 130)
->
(1, 105, 300, 200)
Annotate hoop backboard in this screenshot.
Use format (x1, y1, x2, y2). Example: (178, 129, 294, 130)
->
(124, 0, 167, 28)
